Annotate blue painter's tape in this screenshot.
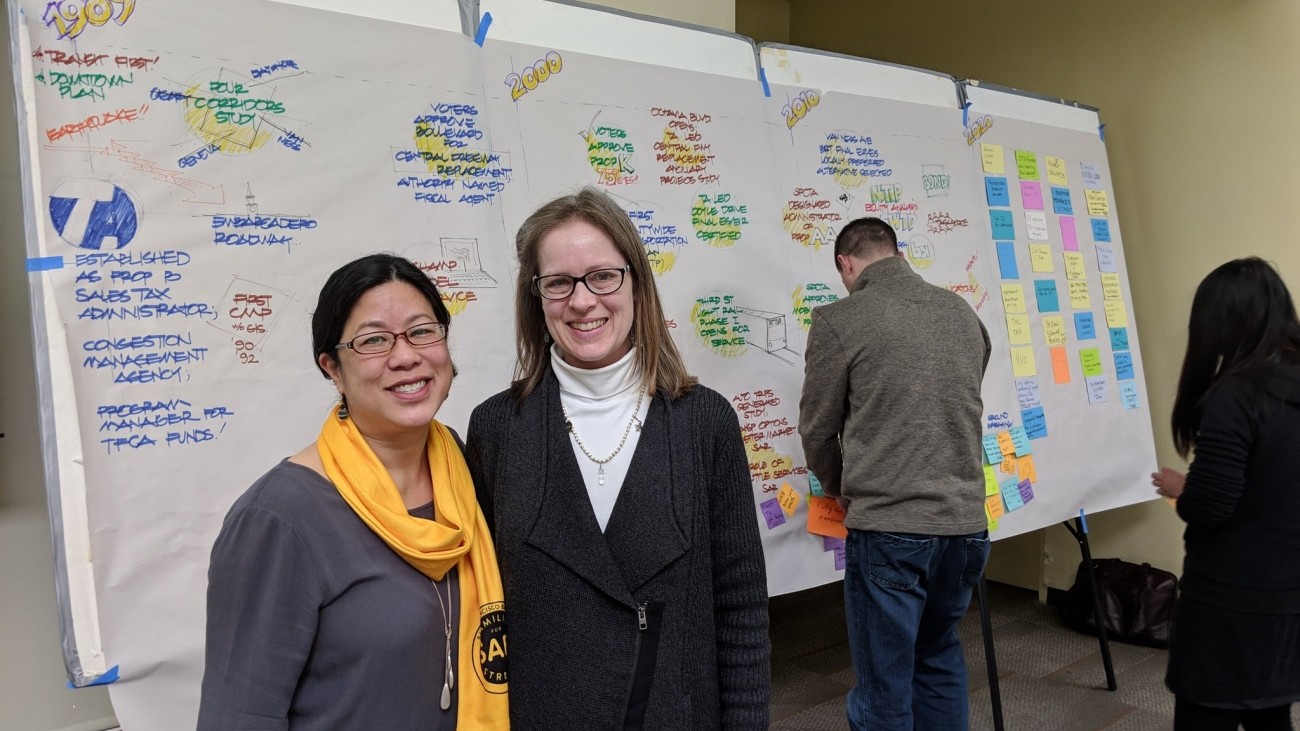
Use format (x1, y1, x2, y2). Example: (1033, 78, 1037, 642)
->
(26, 255, 64, 272)
(474, 12, 493, 47)
(1079, 508, 1089, 534)
(69, 665, 119, 688)
(1098, 123, 1106, 141)
(962, 102, 972, 128)
(758, 68, 770, 98)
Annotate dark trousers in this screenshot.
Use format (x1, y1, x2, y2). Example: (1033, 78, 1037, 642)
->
(1174, 696, 1294, 731)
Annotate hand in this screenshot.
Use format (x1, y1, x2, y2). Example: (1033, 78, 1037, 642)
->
(1151, 468, 1186, 500)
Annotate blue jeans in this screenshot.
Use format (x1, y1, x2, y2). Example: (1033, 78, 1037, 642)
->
(843, 529, 991, 731)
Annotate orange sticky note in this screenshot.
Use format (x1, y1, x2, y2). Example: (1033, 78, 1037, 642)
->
(1016, 455, 1038, 483)
(1000, 458, 1017, 475)
(996, 431, 1016, 457)
(1050, 346, 1071, 384)
(777, 482, 800, 517)
(985, 494, 1006, 520)
(807, 496, 848, 539)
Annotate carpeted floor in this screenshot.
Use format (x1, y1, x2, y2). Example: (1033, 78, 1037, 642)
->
(769, 580, 1299, 730)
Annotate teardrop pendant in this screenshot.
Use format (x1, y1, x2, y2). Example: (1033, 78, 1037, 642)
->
(597, 463, 606, 486)
(440, 680, 451, 710)
(446, 652, 455, 690)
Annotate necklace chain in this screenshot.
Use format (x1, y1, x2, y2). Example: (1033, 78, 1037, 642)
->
(561, 387, 645, 486)
(432, 574, 454, 710)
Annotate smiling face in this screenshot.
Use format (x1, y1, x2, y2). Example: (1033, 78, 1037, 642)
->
(537, 218, 634, 370)
(318, 280, 452, 441)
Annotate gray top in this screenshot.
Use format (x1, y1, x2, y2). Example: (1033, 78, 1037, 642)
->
(198, 460, 459, 731)
(799, 255, 991, 535)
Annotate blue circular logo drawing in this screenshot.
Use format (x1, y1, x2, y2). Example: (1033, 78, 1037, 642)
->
(48, 181, 139, 250)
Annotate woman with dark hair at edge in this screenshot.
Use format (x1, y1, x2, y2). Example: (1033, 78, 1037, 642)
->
(1152, 257, 1300, 730)
(198, 254, 508, 730)
(466, 187, 770, 730)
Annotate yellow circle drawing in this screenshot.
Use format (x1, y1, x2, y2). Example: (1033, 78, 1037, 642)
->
(182, 82, 275, 155)
(691, 193, 746, 250)
(646, 249, 677, 276)
(690, 294, 747, 358)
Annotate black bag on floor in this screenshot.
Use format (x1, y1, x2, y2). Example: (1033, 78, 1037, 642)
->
(1059, 558, 1178, 648)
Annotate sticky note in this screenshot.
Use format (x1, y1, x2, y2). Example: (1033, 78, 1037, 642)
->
(1002, 479, 1025, 511)
(777, 482, 801, 516)
(1010, 427, 1032, 456)
(1018, 479, 1035, 505)
(1020, 181, 1044, 210)
(1015, 377, 1042, 409)
(1000, 457, 1018, 476)
(1100, 272, 1122, 300)
(1046, 156, 1068, 185)
(1081, 162, 1101, 187)
(1034, 279, 1060, 313)
(996, 241, 1019, 279)
(984, 465, 1000, 496)
(1085, 189, 1110, 216)
(1095, 244, 1116, 273)
(996, 431, 1016, 457)
(1051, 186, 1073, 215)
(1119, 381, 1140, 410)
(990, 209, 1015, 240)
(986, 494, 1006, 520)
(808, 471, 825, 497)
(1063, 252, 1086, 281)
(760, 498, 786, 529)
(1015, 150, 1039, 180)
(985, 176, 1010, 207)
(1086, 375, 1109, 404)
(1075, 312, 1097, 340)
(1105, 299, 1128, 328)
(1114, 351, 1134, 380)
(982, 143, 1005, 174)
(1016, 455, 1038, 483)
(1079, 347, 1103, 377)
(1011, 346, 1037, 377)
(982, 434, 1004, 465)
(834, 545, 846, 570)
(1005, 314, 1032, 345)
(1050, 346, 1071, 384)
(1059, 216, 1079, 251)
(1091, 218, 1111, 242)
(1030, 244, 1054, 272)
(1109, 327, 1129, 351)
(1042, 315, 1067, 347)
(1001, 284, 1026, 314)
(823, 535, 845, 552)
(1025, 211, 1049, 241)
(1069, 280, 1092, 310)
(1021, 406, 1048, 439)
(806, 496, 847, 539)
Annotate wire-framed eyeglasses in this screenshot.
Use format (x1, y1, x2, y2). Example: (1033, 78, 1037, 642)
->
(335, 322, 448, 355)
(533, 266, 630, 301)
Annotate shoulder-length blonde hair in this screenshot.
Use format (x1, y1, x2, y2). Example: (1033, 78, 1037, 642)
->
(510, 187, 697, 404)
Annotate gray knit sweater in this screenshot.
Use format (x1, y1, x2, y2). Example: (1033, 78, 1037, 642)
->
(798, 255, 991, 535)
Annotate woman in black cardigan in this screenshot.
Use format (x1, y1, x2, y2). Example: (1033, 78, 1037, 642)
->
(1152, 257, 1300, 730)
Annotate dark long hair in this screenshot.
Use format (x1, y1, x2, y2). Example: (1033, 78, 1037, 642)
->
(1171, 257, 1300, 457)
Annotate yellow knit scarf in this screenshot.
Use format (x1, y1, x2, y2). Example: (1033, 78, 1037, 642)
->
(318, 407, 509, 728)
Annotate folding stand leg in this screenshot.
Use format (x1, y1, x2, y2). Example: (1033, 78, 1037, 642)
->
(976, 577, 1005, 731)
(1062, 512, 1118, 691)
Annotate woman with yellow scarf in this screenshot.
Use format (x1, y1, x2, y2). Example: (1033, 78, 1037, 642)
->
(198, 254, 508, 730)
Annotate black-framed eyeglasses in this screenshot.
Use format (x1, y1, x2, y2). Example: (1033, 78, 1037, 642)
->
(335, 322, 447, 355)
(533, 266, 630, 301)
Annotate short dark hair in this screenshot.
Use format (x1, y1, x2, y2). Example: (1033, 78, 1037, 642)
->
(311, 254, 450, 378)
(834, 217, 897, 270)
(1171, 257, 1300, 456)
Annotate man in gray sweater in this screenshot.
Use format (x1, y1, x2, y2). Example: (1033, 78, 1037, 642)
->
(799, 217, 992, 731)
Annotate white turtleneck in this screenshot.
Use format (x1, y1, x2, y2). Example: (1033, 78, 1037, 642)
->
(551, 345, 650, 532)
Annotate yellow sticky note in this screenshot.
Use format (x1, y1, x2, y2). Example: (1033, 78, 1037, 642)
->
(1006, 314, 1032, 345)
(1069, 280, 1091, 310)
(1100, 272, 1122, 300)
(1042, 315, 1067, 347)
(1016, 455, 1038, 483)
(986, 494, 1006, 520)
(1105, 299, 1129, 328)
(1001, 284, 1026, 314)
(981, 143, 1005, 174)
(1085, 189, 1110, 216)
(777, 482, 800, 517)
(984, 465, 1000, 496)
(996, 431, 1016, 457)
(1011, 345, 1037, 377)
(1046, 156, 1068, 185)
(1063, 252, 1086, 281)
(1029, 244, 1054, 273)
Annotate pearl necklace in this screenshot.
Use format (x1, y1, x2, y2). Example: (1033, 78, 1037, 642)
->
(560, 386, 645, 486)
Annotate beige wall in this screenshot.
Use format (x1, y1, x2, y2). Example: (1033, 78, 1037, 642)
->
(588, 0, 735, 32)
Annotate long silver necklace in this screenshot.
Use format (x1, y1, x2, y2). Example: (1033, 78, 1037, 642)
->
(432, 574, 454, 710)
(560, 386, 645, 486)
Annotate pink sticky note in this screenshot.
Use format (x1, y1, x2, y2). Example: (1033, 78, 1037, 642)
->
(1020, 181, 1044, 210)
(1060, 215, 1078, 251)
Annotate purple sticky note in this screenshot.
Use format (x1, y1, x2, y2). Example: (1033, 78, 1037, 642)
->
(834, 545, 846, 570)
(760, 498, 786, 529)
(1020, 181, 1044, 210)
(1060, 215, 1078, 251)
(1018, 479, 1034, 504)
(822, 535, 845, 552)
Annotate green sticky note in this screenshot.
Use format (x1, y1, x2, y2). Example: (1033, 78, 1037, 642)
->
(1079, 347, 1103, 377)
(1015, 150, 1039, 180)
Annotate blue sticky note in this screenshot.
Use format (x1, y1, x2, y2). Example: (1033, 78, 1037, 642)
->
(996, 241, 1019, 279)
(1109, 327, 1128, 351)
(1050, 187, 1073, 215)
(808, 471, 825, 497)
(1074, 312, 1096, 340)
(1021, 406, 1048, 439)
(1091, 218, 1111, 242)
(990, 210, 1015, 240)
(985, 177, 1010, 207)
(982, 434, 1004, 465)
(1034, 279, 1060, 313)
(1114, 351, 1134, 380)
(1009, 427, 1032, 456)
(1119, 381, 1140, 410)
(1001, 479, 1025, 511)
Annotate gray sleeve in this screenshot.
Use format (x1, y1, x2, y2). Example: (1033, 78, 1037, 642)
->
(198, 503, 322, 731)
(798, 309, 849, 496)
